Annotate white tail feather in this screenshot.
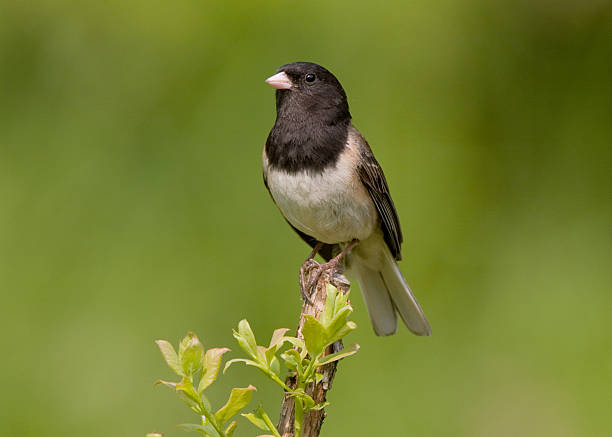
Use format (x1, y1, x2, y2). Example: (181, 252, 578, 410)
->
(353, 262, 397, 336)
(351, 243, 431, 337)
(380, 248, 431, 336)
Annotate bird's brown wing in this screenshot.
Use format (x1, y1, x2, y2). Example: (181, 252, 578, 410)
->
(355, 135, 403, 260)
(263, 173, 336, 262)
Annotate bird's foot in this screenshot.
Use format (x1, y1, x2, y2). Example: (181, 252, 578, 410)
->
(329, 270, 350, 294)
(299, 258, 320, 303)
(300, 258, 341, 302)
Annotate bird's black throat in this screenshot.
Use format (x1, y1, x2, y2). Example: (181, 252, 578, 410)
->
(265, 89, 351, 174)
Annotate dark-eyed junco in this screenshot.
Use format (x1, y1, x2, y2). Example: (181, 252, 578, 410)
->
(263, 62, 431, 337)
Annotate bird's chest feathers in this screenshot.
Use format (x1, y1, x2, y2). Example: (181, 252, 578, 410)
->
(265, 152, 377, 244)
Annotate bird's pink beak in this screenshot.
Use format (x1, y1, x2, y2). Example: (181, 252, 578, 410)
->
(265, 71, 292, 90)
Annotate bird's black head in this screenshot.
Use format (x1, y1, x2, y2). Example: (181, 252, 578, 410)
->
(265, 62, 351, 173)
(266, 62, 351, 125)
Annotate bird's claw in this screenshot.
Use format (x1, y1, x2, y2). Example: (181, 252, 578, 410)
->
(330, 271, 350, 293)
(299, 259, 320, 303)
(299, 259, 340, 302)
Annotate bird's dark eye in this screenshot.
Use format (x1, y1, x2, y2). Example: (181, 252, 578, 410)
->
(305, 73, 316, 83)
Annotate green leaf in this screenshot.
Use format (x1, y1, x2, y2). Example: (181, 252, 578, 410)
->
(268, 328, 290, 349)
(256, 345, 268, 365)
(242, 406, 282, 437)
(311, 401, 330, 411)
(319, 287, 355, 347)
(284, 337, 305, 351)
(237, 320, 258, 356)
(317, 343, 360, 365)
(320, 284, 338, 326)
(225, 421, 238, 437)
(176, 393, 201, 414)
(178, 332, 204, 377)
(156, 340, 183, 376)
(264, 329, 292, 365)
(200, 392, 212, 412)
(232, 333, 255, 360)
(198, 348, 230, 393)
(290, 389, 315, 411)
(270, 356, 280, 376)
(264, 328, 293, 364)
(315, 372, 324, 384)
(284, 337, 307, 359)
(326, 321, 357, 346)
(177, 423, 218, 436)
(242, 413, 268, 431)
(279, 349, 300, 371)
(176, 377, 204, 414)
(223, 358, 261, 374)
(264, 346, 277, 367)
(303, 395, 315, 411)
(325, 306, 352, 334)
(302, 316, 327, 358)
(214, 385, 256, 426)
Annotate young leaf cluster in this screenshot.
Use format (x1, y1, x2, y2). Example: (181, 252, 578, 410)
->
(154, 332, 253, 437)
(150, 284, 359, 437)
(226, 284, 359, 437)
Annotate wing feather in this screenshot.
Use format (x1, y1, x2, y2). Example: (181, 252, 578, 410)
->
(354, 135, 403, 260)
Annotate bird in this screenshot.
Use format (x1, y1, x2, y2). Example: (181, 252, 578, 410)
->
(262, 62, 431, 337)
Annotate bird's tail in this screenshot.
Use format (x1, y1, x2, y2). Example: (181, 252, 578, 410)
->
(352, 247, 431, 337)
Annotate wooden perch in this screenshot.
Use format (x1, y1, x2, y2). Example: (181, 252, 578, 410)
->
(277, 270, 351, 437)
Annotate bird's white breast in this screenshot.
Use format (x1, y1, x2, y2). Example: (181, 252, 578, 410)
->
(263, 142, 378, 244)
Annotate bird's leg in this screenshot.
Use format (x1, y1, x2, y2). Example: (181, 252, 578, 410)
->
(299, 241, 324, 302)
(305, 239, 359, 295)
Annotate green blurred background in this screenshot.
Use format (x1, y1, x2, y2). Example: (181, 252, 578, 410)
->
(1, 1, 611, 436)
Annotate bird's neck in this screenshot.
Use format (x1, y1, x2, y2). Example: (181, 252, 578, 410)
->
(265, 115, 350, 174)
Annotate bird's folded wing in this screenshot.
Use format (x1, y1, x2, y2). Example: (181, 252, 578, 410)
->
(355, 136, 403, 260)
